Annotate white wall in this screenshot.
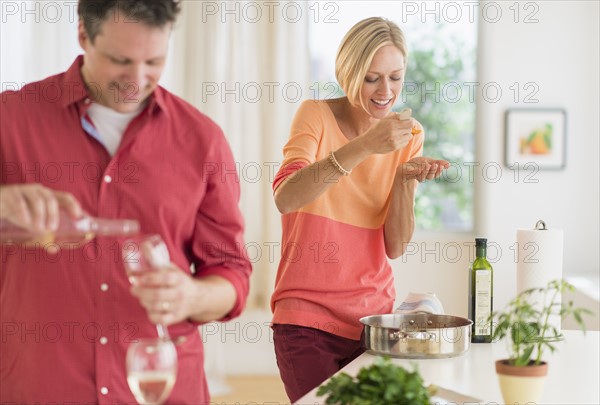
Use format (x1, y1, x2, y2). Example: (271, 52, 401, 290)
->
(393, 0, 600, 320)
(474, 0, 600, 311)
(392, 0, 600, 319)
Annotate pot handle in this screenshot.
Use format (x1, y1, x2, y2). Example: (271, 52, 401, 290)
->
(389, 330, 435, 341)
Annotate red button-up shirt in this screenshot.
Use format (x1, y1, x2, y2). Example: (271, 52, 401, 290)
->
(0, 56, 252, 404)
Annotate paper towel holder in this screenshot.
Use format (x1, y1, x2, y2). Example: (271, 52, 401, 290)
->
(535, 220, 547, 230)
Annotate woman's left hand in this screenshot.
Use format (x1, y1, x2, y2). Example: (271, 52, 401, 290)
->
(398, 156, 450, 183)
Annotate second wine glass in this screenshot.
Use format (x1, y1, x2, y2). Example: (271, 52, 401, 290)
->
(126, 338, 177, 405)
(122, 234, 171, 339)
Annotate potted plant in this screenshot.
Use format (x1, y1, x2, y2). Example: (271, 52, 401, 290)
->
(490, 279, 592, 404)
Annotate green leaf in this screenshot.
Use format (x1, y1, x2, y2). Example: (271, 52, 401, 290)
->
(511, 322, 538, 344)
(543, 132, 552, 149)
(491, 278, 592, 367)
(317, 358, 431, 404)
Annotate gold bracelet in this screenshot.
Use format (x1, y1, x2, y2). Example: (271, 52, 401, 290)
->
(329, 151, 352, 176)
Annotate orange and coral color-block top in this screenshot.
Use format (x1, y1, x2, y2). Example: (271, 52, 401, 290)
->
(271, 99, 423, 340)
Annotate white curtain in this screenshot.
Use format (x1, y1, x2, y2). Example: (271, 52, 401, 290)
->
(1, 0, 310, 308)
(164, 1, 311, 394)
(0, 2, 80, 87)
(164, 0, 310, 308)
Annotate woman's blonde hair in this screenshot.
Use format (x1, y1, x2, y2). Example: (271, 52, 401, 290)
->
(335, 17, 407, 110)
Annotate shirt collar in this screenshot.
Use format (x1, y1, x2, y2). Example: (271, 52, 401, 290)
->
(60, 55, 89, 108)
(148, 85, 170, 118)
(61, 55, 169, 118)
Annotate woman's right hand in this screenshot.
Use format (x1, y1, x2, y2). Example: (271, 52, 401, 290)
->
(0, 184, 82, 232)
(359, 112, 416, 154)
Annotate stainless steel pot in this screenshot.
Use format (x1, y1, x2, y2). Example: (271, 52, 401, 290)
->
(360, 313, 473, 359)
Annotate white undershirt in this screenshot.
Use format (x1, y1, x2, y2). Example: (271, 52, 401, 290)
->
(87, 103, 144, 156)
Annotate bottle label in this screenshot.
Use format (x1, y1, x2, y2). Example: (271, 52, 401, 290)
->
(474, 269, 492, 336)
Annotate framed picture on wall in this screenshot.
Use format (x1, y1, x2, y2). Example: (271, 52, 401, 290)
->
(504, 109, 567, 170)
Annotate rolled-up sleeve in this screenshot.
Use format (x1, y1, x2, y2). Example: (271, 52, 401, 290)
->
(272, 100, 324, 192)
(190, 132, 252, 322)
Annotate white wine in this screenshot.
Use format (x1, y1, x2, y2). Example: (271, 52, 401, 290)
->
(127, 370, 176, 405)
(468, 238, 493, 343)
(0, 210, 139, 247)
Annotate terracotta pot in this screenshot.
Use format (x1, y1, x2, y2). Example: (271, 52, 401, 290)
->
(495, 359, 548, 404)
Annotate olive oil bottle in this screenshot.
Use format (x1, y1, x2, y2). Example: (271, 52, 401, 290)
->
(468, 238, 493, 343)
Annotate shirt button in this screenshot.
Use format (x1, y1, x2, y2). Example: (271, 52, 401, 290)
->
(100, 386, 109, 395)
(100, 283, 109, 292)
(99, 336, 108, 345)
(104, 175, 112, 183)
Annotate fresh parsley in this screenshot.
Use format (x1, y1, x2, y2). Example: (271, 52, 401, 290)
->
(316, 357, 434, 405)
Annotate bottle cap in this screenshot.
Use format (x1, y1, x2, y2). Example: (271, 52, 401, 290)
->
(475, 238, 487, 247)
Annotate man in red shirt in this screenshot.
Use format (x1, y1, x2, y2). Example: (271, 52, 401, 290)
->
(0, 1, 252, 403)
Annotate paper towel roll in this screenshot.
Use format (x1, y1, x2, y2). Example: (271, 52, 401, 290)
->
(516, 221, 563, 330)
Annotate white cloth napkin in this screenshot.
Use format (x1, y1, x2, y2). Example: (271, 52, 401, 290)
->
(395, 292, 445, 315)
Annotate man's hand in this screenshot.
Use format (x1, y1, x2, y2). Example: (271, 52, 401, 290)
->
(129, 264, 197, 326)
(0, 184, 82, 232)
(129, 265, 237, 326)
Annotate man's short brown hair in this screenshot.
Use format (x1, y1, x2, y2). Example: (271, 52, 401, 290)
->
(78, 0, 181, 43)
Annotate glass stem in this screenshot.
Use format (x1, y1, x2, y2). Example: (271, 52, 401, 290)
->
(156, 323, 170, 340)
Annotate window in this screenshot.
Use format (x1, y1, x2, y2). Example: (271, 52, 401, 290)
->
(308, 1, 477, 231)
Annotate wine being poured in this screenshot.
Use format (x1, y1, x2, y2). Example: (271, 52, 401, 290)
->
(122, 234, 172, 339)
(123, 235, 178, 404)
(0, 209, 139, 247)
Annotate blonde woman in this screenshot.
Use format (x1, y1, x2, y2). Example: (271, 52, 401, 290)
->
(270, 17, 450, 401)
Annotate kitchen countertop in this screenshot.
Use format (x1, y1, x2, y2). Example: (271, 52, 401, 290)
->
(297, 330, 599, 404)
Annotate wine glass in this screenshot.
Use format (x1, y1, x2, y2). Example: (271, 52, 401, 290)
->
(126, 338, 177, 405)
(122, 234, 171, 339)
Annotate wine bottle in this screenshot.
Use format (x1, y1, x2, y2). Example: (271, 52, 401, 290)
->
(0, 210, 140, 247)
(468, 238, 494, 343)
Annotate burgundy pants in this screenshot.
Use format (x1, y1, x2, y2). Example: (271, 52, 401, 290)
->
(272, 324, 365, 403)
